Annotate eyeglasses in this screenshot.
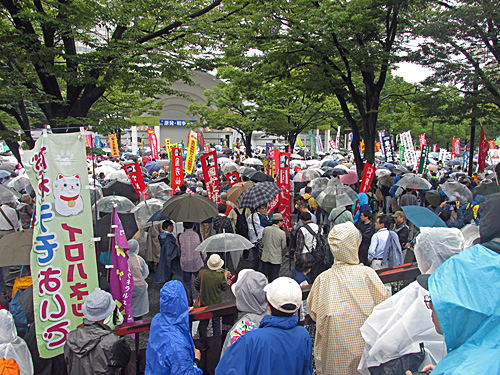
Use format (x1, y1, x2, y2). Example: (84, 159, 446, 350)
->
(424, 295, 432, 309)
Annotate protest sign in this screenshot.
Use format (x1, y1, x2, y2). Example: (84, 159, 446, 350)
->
(170, 147, 184, 193)
(147, 128, 159, 160)
(123, 162, 147, 198)
(226, 171, 241, 186)
(278, 153, 291, 229)
(201, 151, 220, 204)
(108, 134, 119, 157)
(359, 163, 375, 193)
(185, 131, 197, 175)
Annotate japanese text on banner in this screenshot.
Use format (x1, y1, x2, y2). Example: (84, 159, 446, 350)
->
(108, 134, 119, 157)
(147, 128, 159, 160)
(278, 153, 291, 230)
(226, 171, 241, 186)
(21, 133, 98, 359)
(123, 162, 147, 198)
(201, 151, 220, 204)
(184, 131, 197, 174)
(359, 163, 375, 193)
(170, 148, 184, 193)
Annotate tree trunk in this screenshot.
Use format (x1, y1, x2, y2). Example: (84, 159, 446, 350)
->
(288, 132, 297, 150)
(244, 132, 253, 157)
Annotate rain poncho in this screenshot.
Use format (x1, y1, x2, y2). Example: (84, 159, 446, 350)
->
(353, 193, 371, 223)
(155, 231, 181, 284)
(220, 270, 269, 357)
(0, 310, 33, 375)
(429, 244, 500, 374)
(358, 227, 465, 374)
(127, 240, 149, 317)
(145, 280, 202, 375)
(307, 222, 387, 375)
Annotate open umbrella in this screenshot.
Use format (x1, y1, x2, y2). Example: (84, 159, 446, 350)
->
(239, 166, 257, 178)
(401, 206, 447, 228)
(0, 229, 33, 266)
(237, 181, 281, 209)
(445, 159, 462, 166)
(321, 160, 339, 168)
(378, 174, 394, 188)
(88, 184, 103, 206)
(291, 153, 303, 159)
(104, 170, 129, 182)
(96, 212, 139, 252)
(222, 162, 239, 174)
(5, 175, 31, 192)
(290, 160, 307, 169)
(307, 177, 330, 192)
(248, 170, 274, 183)
(441, 181, 473, 205)
(147, 182, 171, 200)
(339, 170, 358, 185)
(160, 193, 217, 222)
(316, 185, 356, 213)
(293, 169, 322, 183)
(102, 180, 137, 202)
(131, 198, 165, 225)
(145, 161, 160, 174)
(323, 168, 347, 177)
(227, 181, 255, 204)
(148, 209, 170, 223)
(393, 165, 411, 176)
(0, 161, 17, 172)
(0, 185, 21, 204)
(375, 168, 391, 178)
(381, 162, 395, 171)
(155, 160, 170, 168)
(243, 158, 264, 167)
(424, 190, 443, 207)
(194, 233, 253, 270)
(0, 170, 10, 178)
(397, 175, 432, 190)
(96, 196, 135, 213)
(473, 180, 500, 198)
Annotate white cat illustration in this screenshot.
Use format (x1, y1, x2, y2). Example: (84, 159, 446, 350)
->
(53, 174, 84, 216)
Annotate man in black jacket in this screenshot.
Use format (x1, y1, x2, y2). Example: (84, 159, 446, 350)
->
(355, 210, 375, 266)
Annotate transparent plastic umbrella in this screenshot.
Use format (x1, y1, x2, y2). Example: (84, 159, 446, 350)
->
(239, 166, 257, 177)
(96, 196, 135, 213)
(194, 233, 254, 270)
(375, 168, 391, 178)
(441, 181, 473, 205)
(131, 198, 165, 226)
(316, 185, 357, 213)
(293, 169, 322, 183)
(0, 185, 21, 204)
(104, 170, 129, 182)
(306, 159, 321, 167)
(222, 162, 239, 174)
(397, 175, 432, 190)
(147, 182, 172, 200)
(218, 157, 231, 165)
(5, 175, 31, 192)
(88, 184, 103, 206)
(308, 177, 330, 192)
(290, 160, 307, 169)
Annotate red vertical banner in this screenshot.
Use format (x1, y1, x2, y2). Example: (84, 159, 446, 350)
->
(123, 162, 147, 198)
(198, 132, 204, 151)
(171, 147, 184, 193)
(359, 162, 375, 193)
(201, 151, 220, 204)
(237, 143, 241, 165)
(272, 149, 280, 177)
(147, 128, 159, 160)
(432, 144, 437, 153)
(225, 171, 241, 186)
(453, 138, 460, 155)
(278, 152, 291, 230)
(419, 134, 427, 150)
(478, 125, 489, 172)
(488, 140, 496, 149)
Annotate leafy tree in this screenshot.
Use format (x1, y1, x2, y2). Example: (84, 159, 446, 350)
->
(0, 0, 243, 161)
(218, 0, 422, 173)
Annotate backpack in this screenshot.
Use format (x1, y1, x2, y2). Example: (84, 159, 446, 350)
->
(302, 224, 330, 276)
(234, 209, 249, 239)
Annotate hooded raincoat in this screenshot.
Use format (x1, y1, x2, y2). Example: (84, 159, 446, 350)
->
(307, 222, 387, 375)
(145, 280, 202, 375)
(358, 227, 465, 374)
(155, 231, 181, 284)
(127, 240, 149, 317)
(0, 310, 33, 375)
(220, 270, 269, 357)
(428, 244, 500, 374)
(216, 315, 312, 375)
(64, 319, 131, 375)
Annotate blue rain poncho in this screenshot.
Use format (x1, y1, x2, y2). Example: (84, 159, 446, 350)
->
(429, 244, 500, 374)
(145, 280, 202, 375)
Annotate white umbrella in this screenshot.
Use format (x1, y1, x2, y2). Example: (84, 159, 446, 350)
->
(243, 158, 264, 166)
(131, 198, 165, 225)
(194, 233, 254, 269)
(105, 170, 129, 182)
(5, 175, 31, 192)
(218, 157, 232, 165)
(222, 162, 239, 174)
(290, 160, 307, 169)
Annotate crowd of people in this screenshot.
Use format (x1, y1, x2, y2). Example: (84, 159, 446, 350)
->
(0, 146, 499, 375)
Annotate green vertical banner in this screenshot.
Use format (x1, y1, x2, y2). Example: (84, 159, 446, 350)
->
(399, 145, 405, 165)
(308, 130, 316, 157)
(21, 133, 99, 358)
(418, 145, 430, 174)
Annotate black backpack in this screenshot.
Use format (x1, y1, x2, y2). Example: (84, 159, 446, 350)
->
(302, 224, 330, 277)
(234, 209, 249, 239)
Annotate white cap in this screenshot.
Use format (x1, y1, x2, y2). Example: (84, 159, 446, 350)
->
(264, 277, 302, 313)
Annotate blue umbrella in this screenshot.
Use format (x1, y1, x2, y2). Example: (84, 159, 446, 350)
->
(0, 170, 11, 178)
(402, 206, 447, 228)
(148, 209, 170, 223)
(145, 161, 160, 174)
(381, 162, 395, 171)
(321, 160, 339, 168)
(446, 159, 462, 166)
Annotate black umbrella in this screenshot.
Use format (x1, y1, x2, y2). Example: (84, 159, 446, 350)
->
(473, 181, 500, 198)
(102, 180, 137, 201)
(149, 177, 170, 185)
(247, 170, 274, 183)
(95, 212, 139, 252)
(323, 169, 348, 177)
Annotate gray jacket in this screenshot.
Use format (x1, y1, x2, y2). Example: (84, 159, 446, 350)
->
(64, 319, 131, 375)
(261, 224, 287, 264)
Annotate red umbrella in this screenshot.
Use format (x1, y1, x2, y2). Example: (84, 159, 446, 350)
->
(339, 170, 358, 185)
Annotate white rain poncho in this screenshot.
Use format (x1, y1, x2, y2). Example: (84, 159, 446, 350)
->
(0, 309, 33, 375)
(358, 227, 465, 374)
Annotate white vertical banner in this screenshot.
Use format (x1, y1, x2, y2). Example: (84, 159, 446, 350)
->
(131, 126, 138, 155)
(335, 126, 341, 151)
(154, 125, 161, 153)
(324, 128, 331, 153)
